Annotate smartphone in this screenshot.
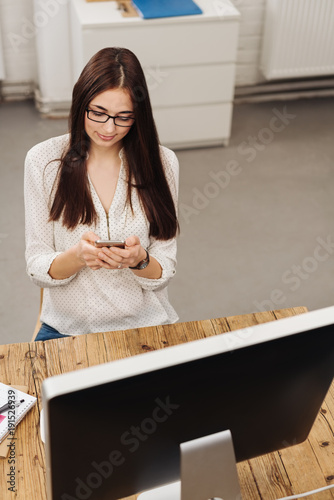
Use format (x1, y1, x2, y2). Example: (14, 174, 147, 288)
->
(94, 240, 125, 248)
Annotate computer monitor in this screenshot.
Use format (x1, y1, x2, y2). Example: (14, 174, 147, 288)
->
(42, 306, 334, 500)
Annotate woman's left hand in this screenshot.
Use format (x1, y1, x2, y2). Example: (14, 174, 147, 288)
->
(96, 235, 147, 270)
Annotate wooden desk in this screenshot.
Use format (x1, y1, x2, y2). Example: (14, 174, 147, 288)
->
(1, 307, 333, 499)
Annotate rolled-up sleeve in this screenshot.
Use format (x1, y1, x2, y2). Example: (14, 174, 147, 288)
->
(133, 237, 177, 291)
(24, 146, 76, 288)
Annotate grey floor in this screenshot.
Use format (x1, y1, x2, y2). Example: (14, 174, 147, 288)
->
(0, 96, 333, 345)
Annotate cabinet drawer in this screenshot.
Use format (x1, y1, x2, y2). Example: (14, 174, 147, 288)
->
(81, 20, 239, 70)
(154, 103, 233, 148)
(147, 64, 236, 107)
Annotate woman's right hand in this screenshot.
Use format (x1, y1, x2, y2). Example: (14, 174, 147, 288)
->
(49, 231, 102, 279)
(75, 231, 102, 271)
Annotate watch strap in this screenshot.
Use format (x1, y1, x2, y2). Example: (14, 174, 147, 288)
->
(129, 249, 150, 270)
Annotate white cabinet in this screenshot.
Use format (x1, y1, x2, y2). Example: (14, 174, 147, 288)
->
(70, 0, 240, 149)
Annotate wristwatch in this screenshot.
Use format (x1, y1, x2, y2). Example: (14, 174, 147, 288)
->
(129, 249, 150, 270)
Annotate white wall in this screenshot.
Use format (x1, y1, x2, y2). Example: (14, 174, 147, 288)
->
(0, 0, 37, 95)
(231, 0, 267, 86)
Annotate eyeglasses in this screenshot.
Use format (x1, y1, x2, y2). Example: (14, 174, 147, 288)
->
(85, 109, 135, 127)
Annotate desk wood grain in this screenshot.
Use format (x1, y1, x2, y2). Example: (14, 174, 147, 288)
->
(0, 307, 333, 499)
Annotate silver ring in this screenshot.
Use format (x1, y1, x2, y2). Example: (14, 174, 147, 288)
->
(117, 264, 122, 269)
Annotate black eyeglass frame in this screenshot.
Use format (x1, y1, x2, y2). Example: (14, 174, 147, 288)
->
(85, 109, 135, 127)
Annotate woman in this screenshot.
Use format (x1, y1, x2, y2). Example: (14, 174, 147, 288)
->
(24, 47, 179, 341)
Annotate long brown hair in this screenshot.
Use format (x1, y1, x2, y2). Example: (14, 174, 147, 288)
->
(49, 47, 179, 240)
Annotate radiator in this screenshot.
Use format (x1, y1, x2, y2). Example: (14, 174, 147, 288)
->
(261, 0, 334, 80)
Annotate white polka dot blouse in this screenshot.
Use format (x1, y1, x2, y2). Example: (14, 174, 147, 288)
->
(24, 134, 179, 335)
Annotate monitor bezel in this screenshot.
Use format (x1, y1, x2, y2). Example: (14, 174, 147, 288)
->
(42, 306, 334, 500)
(43, 306, 334, 401)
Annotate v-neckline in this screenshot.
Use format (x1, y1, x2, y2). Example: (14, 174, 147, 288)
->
(88, 160, 124, 216)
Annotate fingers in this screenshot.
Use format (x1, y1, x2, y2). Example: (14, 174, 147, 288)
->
(81, 231, 100, 245)
(81, 235, 144, 271)
(77, 232, 128, 271)
(125, 235, 140, 247)
(97, 248, 126, 269)
(76, 232, 101, 269)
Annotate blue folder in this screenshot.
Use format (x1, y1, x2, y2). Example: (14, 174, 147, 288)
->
(132, 0, 203, 19)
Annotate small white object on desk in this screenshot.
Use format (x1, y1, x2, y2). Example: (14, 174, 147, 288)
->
(0, 383, 37, 443)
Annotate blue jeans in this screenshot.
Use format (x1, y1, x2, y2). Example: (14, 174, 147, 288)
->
(34, 323, 71, 342)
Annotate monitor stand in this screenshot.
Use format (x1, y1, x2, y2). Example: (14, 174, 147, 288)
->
(138, 430, 242, 500)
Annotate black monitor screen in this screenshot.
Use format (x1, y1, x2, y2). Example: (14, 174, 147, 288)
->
(43, 308, 334, 500)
